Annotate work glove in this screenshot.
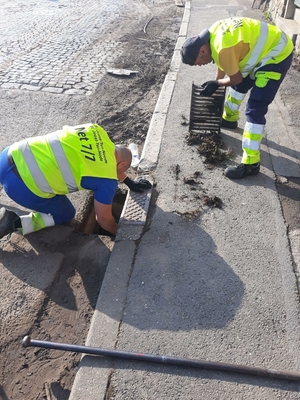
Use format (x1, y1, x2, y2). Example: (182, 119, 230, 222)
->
(200, 80, 219, 96)
(123, 177, 152, 193)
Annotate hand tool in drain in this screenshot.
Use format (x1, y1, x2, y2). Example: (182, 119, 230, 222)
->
(22, 336, 300, 382)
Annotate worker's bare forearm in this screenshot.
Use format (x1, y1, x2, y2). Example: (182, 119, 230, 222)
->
(217, 78, 235, 87)
(97, 217, 117, 235)
(215, 68, 225, 80)
(94, 200, 117, 235)
(216, 70, 243, 87)
(118, 171, 127, 182)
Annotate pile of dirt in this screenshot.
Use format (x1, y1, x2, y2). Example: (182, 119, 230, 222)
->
(92, 6, 184, 147)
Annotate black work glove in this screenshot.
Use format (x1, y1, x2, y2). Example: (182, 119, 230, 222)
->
(123, 177, 152, 193)
(200, 80, 219, 96)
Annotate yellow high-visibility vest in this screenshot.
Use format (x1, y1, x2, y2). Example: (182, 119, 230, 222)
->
(10, 124, 117, 198)
(209, 17, 294, 78)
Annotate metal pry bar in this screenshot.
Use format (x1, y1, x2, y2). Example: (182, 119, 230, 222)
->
(22, 336, 300, 382)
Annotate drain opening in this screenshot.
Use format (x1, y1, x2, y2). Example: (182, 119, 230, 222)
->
(80, 182, 153, 235)
(82, 190, 127, 235)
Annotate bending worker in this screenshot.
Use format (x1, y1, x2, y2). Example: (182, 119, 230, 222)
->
(0, 123, 151, 239)
(181, 17, 294, 179)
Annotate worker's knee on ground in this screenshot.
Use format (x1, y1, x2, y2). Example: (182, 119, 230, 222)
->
(52, 203, 76, 225)
(62, 205, 76, 223)
(66, 206, 76, 222)
(48, 195, 76, 225)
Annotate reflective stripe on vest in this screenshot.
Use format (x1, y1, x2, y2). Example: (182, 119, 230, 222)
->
(17, 139, 54, 194)
(45, 132, 78, 192)
(209, 18, 293, 79)
(10, 124, 117, 198)
(250, 32, 290, 78)
(242, 22, 268, 77)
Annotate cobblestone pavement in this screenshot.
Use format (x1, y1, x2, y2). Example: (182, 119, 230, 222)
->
(0, 0, 154, 95)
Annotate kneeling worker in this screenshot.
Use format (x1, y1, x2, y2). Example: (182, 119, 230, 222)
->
(0, 123, 151, 239)
(181, 17, 294, 179)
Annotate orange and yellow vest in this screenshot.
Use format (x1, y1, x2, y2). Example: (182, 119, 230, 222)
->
(209, 17, 294, 78)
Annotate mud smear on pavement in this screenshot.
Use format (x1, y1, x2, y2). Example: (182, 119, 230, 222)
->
(202, 194, 223, 209)
(173, 168, 223, 221)
(0, 4, 184, 399)
(184, 125, 227, 212)
(187, 130, 230, 166)
(175, 209, 202, 220)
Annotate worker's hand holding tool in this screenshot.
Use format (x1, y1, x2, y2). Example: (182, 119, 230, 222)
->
(200, 80, 219, 96)
(123, 177, 152, 192)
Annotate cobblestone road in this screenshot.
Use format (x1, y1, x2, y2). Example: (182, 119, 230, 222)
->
(0, 0, 153, 95)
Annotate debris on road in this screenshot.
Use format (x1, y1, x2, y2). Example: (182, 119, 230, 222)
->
(107, 69, 139, 76)
(143, 17, 156, 34)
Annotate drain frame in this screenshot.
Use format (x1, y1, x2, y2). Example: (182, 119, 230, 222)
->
(189, 83, 226, 135)
(119, 186, 152, 226)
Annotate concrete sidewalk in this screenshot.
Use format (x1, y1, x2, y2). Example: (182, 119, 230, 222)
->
(70, 1, 300, 398)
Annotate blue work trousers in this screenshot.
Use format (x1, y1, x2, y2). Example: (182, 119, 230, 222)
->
(232, 52, 293, 125)
(0, 147, 75, 225)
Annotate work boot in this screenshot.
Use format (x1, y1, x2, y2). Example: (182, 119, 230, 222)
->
(224, 163, 260, 179)
(0, 207, 20, 239)
(221, 118, 238, 129)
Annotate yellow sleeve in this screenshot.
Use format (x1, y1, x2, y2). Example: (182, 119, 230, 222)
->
(218, 42, 250, 77)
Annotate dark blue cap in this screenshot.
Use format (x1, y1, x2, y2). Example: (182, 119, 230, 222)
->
(181, 29, 210, 65)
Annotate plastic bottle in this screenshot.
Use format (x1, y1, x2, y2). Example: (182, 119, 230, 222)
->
(128, 143, 140, 168)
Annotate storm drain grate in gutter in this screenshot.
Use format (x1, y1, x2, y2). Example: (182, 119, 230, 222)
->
(119, 186, 152, 225)
(189, 83, 226, 135)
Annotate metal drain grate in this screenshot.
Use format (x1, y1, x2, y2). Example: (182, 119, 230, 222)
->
(119, 187, 152, 225)
(189, 84, 226, 135)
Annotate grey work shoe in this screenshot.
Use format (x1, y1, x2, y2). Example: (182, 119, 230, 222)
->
(224, 163, 260, 179)
(221, 118, 238, 129)
(0, 207, 19, 239)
